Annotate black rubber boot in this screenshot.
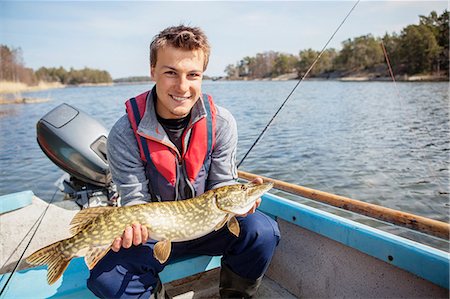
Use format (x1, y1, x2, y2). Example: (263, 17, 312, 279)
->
(219, 262, 263, 299)
(150, 278, 166, 299)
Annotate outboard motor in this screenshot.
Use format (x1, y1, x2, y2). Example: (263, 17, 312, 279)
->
(37, 103, 117, 208)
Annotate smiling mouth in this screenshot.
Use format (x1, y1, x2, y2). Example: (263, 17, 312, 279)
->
(171, 95, 191, 102)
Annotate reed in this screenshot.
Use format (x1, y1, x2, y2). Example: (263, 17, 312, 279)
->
(0, 81, 64, 94)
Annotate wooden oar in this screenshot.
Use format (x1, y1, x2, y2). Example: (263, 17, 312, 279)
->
(238, 170, 449, 240)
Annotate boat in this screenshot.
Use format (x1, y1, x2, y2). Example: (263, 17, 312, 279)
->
(0, 103, 448, 298)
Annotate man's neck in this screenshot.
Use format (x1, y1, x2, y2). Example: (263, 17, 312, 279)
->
(156, 112, 191, 153)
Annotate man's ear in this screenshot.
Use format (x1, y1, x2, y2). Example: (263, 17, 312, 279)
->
(150, 67, 155, 81)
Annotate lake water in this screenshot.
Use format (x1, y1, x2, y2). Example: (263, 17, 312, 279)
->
(0, 80, 448, 248)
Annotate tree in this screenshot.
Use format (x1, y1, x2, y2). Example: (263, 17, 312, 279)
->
(418, 10, 448, 75)
(297, 48, 337, 77)
(0, 45, 15, 81)
(272, 53, 297, 77)
(436, 10, 449, 75)
(0, 45, 36, 84)
(399, 24, 441, 74)
(225, 64, 238, 79)
(297, 49, 318, 77)
(381, 32, 402, 74)
(334, 34, 384, 71)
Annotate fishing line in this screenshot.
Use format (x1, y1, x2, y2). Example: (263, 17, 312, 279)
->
(237, 0, 361, 168)
(0, 189, 59, 296)
(380, 41, 401, 98)
(380, 41, 447, 196)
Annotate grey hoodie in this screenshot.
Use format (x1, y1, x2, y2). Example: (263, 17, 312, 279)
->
(107, 90, 238, 206)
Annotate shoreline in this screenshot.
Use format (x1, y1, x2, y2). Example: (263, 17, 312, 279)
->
(221, 73, 448, 82)
(0, 81, 114, 95)
(0, 74, 447, 98)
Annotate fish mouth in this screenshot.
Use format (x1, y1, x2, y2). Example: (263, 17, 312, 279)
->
(247, 182, 274, 196)
(215, 182, 274, 215)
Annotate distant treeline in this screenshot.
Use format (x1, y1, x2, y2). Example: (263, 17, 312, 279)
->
(0, 45, 112, 85)
(225, 10, 449, 79)
(36, 67, 112, 85)
(113, 76, 151, 83)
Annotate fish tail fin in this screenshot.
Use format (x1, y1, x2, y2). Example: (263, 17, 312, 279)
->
(26, 240, 72, 285)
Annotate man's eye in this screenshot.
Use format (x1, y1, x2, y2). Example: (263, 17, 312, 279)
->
(165, 71, 176, 76)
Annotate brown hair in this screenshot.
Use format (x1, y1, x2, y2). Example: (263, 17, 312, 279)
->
(150, 25, 210, 71)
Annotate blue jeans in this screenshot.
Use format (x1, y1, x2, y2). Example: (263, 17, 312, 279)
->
(87, 211, 280, 298)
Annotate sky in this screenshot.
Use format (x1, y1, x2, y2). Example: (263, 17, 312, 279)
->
(1, 1, 447, 79)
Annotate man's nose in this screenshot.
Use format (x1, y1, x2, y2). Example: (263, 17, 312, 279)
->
(176, 76, 189, 92)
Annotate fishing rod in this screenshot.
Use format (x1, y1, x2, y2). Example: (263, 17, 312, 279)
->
(237, 0, 361, 169)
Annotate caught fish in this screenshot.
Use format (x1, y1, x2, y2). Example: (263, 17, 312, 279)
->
(26, 182, 273, 285)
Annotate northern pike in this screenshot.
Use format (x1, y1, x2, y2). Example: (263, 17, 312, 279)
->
(26, 182, 273, 285)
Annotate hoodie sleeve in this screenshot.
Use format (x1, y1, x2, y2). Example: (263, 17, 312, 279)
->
(107, 115, 151, 206)
(206, 106, 239, 190)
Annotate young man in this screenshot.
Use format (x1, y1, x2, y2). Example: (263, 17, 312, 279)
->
(87, 25, 280, 299)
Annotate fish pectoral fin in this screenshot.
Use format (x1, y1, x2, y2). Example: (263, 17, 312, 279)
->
(153, 240, 172, 264)
(227, 216, 240, 237)
(85, 245, 111, 270)
(214, 216, 229, 231)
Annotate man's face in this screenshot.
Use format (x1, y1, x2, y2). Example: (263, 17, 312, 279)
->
(151, 46, 204, 119)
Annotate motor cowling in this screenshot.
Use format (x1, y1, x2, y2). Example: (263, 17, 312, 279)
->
(36, 103, 111, 188)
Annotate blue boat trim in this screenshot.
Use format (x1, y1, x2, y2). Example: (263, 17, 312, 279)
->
(0, 254, 221, 298)
(0, 190, 33, 214)
(160, 255, 221, 283)
(1, 192, 448, 298)
(259, 192, 450, 289)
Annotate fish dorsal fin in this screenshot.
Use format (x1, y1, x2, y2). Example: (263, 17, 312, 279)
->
(227, 216, 240, 237)
(153, 240, 172, 264)
(85, 245, 111, 270)
(70, 206, 114, 235)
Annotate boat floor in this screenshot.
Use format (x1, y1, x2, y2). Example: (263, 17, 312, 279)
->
(164, 268, 296, 299)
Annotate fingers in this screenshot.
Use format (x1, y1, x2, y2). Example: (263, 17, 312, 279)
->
(251, 177, 263, 185)
(249, 198, 261, 214)
(122, 226, 133, 248)
(255, 198, 262, 209)
(111, 237, 122, 252)
(132, 224, 142, 246)
(141, 224, 149, 243)
(112, 224, 149, 252)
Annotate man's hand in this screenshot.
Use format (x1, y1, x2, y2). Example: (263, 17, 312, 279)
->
(239, 177, 264, 217)
(111, 223, 149, 252)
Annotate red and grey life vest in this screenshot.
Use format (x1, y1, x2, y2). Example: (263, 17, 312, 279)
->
(125, 89, 216, 202)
